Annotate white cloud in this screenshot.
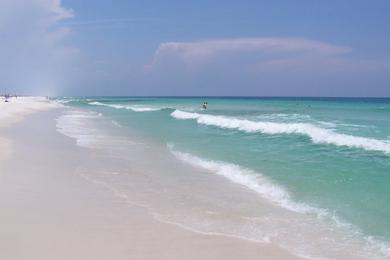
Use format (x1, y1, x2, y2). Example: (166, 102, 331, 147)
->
(146, 37, 352, 70)
(144, 37, 390, 96)
(0, 0, 76, 95)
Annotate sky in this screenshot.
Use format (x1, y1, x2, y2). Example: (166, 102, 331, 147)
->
(1, 0, 390, 97)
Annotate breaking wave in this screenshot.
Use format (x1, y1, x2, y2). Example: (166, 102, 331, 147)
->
(171, 110, 390, 154)
(89, 101, 162, 112)
(169, 145, 324, 215)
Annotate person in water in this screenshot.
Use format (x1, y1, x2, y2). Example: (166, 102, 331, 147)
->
(202, 102, 208, 109)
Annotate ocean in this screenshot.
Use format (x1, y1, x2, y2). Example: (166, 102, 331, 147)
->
(56, 97, 390, 259)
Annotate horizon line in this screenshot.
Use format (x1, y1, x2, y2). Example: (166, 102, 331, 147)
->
(53, 95, 390, 99)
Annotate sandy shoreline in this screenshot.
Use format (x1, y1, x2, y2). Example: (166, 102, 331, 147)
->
(0, 99, 302, 259)
(0, 97, 58, 165)
(0, 97, 58, 128)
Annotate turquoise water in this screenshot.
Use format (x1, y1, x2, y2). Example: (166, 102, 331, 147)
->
(59, 96, 390, 256)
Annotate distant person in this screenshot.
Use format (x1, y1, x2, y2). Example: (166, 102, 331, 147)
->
(202, 102, 208, 110)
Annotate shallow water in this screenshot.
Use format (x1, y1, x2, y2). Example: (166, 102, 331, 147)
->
(57, 97, 390, 259)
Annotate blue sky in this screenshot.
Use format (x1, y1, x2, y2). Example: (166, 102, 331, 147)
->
(1, 0, 390, 96)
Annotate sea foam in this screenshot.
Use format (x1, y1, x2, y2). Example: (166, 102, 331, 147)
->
(56, 110, 105, 147)
(171, 110, 390, 154)
(89, 101, 161, 112)
(169, 146, 323, 215)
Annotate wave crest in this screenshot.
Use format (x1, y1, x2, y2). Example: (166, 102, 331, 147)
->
(171, 110, 390, 154)
(169, 145, 324, 215)
(89, 101, 161, 112)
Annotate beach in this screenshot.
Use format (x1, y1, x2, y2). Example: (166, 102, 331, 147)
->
(2, 0, 389, 258)
(0, 97, 301, 259)
(1, 96, 390, 259)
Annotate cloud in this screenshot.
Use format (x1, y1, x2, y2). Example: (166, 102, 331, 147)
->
(146, 37, 352, 70)
(143, 37, 390, 96)
(0, 0, 76, 95)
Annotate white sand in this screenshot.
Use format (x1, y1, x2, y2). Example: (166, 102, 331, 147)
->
(0, 97, 60, 164)
(0, 136, 12, 162)
(0, 96, 59, 128)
